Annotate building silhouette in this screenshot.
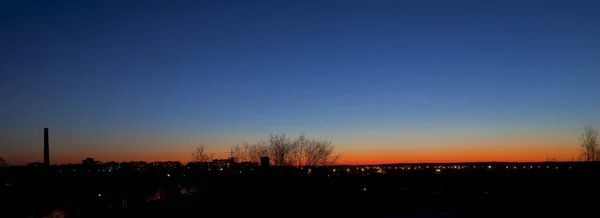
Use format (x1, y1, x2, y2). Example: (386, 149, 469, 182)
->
(260, 157, 269, 168)
(44, 127, 50, 166)
(82, 158, 98, 165)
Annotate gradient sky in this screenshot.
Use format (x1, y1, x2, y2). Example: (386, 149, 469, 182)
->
(1, 0, 600, 165)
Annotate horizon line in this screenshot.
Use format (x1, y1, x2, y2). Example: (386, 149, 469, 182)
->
(10, 160, 587, 167)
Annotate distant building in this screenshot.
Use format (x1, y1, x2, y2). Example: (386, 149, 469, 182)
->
(233, 161, 259, 169)
(260, 157, 270, 168)
(126, 161, 147, 169)
(149, 161, 181, 168)
(186, 161, 209, 169)
(82, 158, 96, 165)
(211, 159, 232, 169)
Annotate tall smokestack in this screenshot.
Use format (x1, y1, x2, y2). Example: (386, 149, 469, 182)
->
(44, 128, 49, 166)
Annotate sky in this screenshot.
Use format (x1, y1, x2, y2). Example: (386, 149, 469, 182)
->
(1, 0, 600, 165)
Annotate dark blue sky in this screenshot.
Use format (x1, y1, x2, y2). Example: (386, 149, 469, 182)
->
(1, 0, 599, 164)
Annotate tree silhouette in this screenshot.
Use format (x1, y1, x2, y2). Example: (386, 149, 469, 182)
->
(191, 145, 213, 162)
(579, 126, 599, 161)
(248, 140, 270, 163)
(294, 135, 341, 166)
(268, 133, 295, 166)
(234, 133, 341, 166)
(293, 134, 310, 166)
(233, 143, 251, 163)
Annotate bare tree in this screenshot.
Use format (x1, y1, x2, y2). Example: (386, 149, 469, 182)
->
(328, 153, 342, 165)
(268, 134, 296, 166)
(293, 134, 309, 166)
(580, 126, 599, 161)
(234, 143, 251, 163)
(248, 140, 270, 163)
(302, 138, 341, 166)
(242, 133, 342, 166)
(191, 145, 212, 162)
(0, 156, 8, 167)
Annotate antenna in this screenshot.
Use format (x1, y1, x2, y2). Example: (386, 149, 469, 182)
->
(223, 148, 235, 159)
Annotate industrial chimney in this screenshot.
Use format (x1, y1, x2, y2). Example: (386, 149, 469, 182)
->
(44, 128, 49, 166)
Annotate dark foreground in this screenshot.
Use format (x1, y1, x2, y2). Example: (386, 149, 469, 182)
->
(1, 162, 599, 218)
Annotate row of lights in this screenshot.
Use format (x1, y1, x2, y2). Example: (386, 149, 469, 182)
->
(504, 165, 569, 170)
(336, 165, 491, 173)
(342, 165, 498, 171)
(337, 164, 574, 172)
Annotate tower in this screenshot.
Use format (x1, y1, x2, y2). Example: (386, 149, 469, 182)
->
(44, 128, 49, 166)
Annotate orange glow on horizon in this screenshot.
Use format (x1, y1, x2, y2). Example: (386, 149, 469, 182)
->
(6, 146, 580, 166)
(338, 146, 579, 165)
(3, 136, 581, 165)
